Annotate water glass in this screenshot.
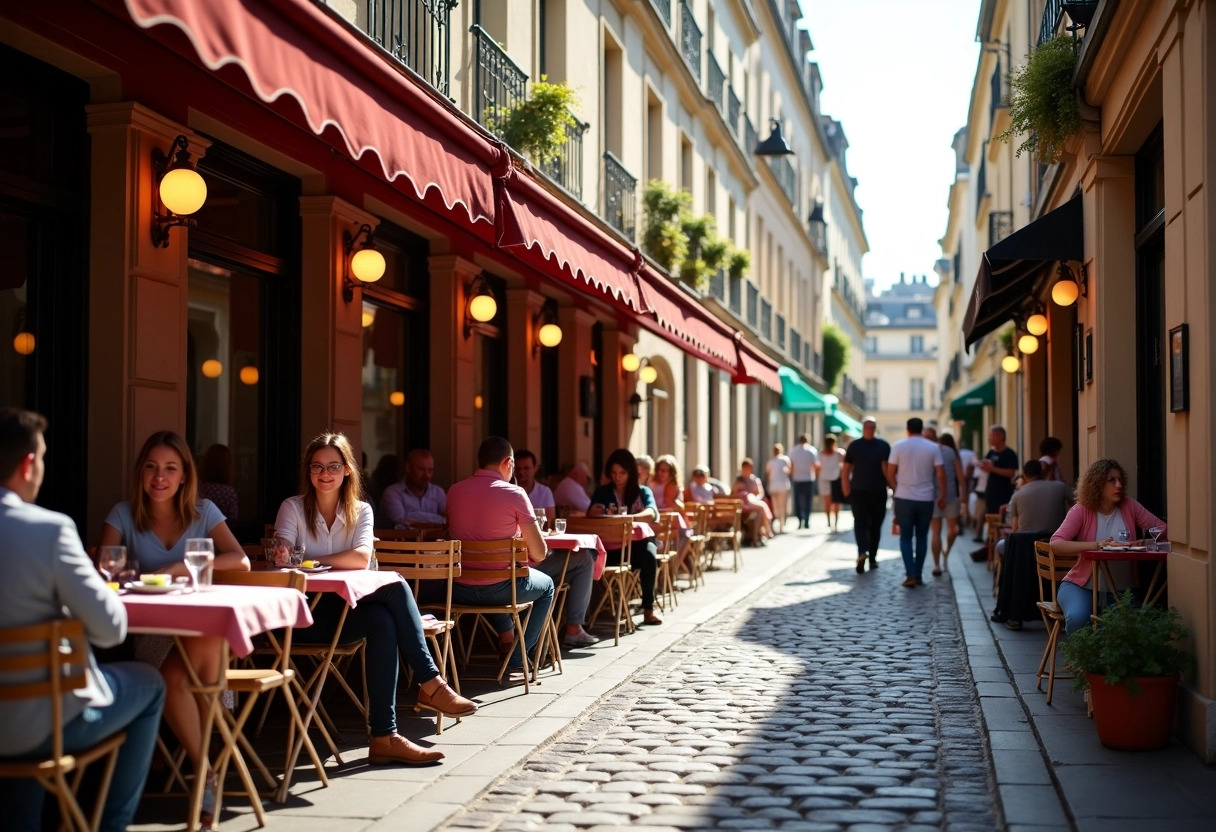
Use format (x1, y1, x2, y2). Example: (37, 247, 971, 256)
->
(534, 508, 547, 533)
(98, 545, 126, 583)
(290, 544, 306, 568)
(554, 518, 567, 535)
(1115, 530, 1131, 545)
(184, 538, 215, 593)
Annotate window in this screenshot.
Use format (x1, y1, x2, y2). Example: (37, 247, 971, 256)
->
(909, 378, 924, 411)
(910, 335, 924, 354)
(865, 378, 878, 410)
(907, 306, 922, 319)
(865, 336, 877, 354)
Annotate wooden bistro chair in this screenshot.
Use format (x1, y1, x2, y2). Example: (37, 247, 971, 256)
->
(448, 538, 539, 693)
(531, 548, 572, 678)
(654, 511, 680, 611)
(373, 539, 464, 732)
(562, 516, 635, 646)
(212, 569, 325, 808)
(707, 499, 745, 572)
(1033, 541, 1080, 706)
(0, 619, 127, 832)
(680, 504, 709, 591)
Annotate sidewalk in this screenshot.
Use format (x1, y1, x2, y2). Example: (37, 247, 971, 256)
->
(132, 520, 836, 832)
(952, 540, 1216, 831)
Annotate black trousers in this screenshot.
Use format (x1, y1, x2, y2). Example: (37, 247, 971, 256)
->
(850, 489, 888, 558)
(607, 537, 658, 609)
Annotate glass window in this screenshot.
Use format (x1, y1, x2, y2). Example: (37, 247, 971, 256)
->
(909, 378, 924, 411)
(361, 301, 407, 487)
(864, 336, 877, 354)
(910, 335, 924, 354)
(865, 378, 878, 410)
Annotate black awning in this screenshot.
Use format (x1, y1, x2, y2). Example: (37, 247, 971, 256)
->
(963, 196, 1083, 347)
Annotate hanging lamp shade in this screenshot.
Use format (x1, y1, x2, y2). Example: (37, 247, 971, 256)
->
(754, 119, 794, 156)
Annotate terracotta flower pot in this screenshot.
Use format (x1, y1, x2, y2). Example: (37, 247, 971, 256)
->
(1086, 673, 1179, 750)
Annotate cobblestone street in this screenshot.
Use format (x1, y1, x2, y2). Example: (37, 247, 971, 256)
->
(439, 532, 1001, 832)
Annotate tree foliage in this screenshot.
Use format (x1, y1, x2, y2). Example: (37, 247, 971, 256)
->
(821, 324, 850, 391)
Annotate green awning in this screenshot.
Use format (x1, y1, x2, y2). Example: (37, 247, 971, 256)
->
(826, 411, 864, 437)
(949, 376, 996, 419)
(778, 366, 828, 412)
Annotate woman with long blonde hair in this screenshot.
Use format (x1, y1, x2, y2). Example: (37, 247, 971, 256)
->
(650, 455, 685, 510)
(274, 432, 475, 765)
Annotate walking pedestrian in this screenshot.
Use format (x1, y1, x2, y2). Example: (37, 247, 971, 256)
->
(887, 418, 946, 587)
(929, 431, 969, 576)
(841, 416, 890, 574)
(788, 434, 818, 530)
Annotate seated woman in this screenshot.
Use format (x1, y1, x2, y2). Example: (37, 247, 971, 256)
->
(736, 458, 774, 541)
(589, 448, 662, 625)
(275, 432, 475, 766)
(100, 431, 250, 826)
(650, 455, 684, 511)
(1049, 458, 1166, 636)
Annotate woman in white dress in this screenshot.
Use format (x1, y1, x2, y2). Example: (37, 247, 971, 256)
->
(765, 444, 792, 533)
(816, 434, 844, 532)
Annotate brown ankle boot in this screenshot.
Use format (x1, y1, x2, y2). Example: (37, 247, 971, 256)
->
(417, 678, 477, 718)
(367, 733, 444, 765)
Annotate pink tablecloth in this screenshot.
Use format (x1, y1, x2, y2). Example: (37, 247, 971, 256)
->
(632, 522, 656, 540)
(303, 569, 403, 607)
(123, 585, 313, 657)
(547, 533, 608, 580)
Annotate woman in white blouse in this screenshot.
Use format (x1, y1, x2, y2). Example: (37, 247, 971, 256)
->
(274, 432, 475, 765)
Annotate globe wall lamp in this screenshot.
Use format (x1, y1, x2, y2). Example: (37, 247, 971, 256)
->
(621, 352, 659, 385)
(464, 274, 498, 338)
(151, 134, 207, 248)
(753, 118, 794, 156)
(532, 298, 563, 355)
(1026, 308, 1048, 336)
(342, 223, 386, 303)
(1018, 333, 1040, 355)
(1001, 351, 1021, 374)
(1051, 261, 1087, 306)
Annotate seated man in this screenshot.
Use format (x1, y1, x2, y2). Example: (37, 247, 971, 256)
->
(445, 437, 555, 665)
(0, 408, 166, 832)
(996, 459, 1073, 555)
(685, 466, 728, 504)
(553, 461, 592, 515)
(379, 448, 446, 529)
(514, 450, 597, 647)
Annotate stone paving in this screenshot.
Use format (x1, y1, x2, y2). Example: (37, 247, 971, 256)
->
(437, 536, 1001, 831)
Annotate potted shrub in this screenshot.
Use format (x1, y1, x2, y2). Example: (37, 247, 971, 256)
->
(641, 180, 690, 273)
(994, 34, 1085, 165)
(1059, 591, 1194, 750)
(490, 78, 579, 166)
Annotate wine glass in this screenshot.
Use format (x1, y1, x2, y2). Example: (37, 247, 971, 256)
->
(1147, 526, 1164, 551)
(98, 545, 126, 584)
(184, 538, 215, 593)
(533, 508, 547, 533)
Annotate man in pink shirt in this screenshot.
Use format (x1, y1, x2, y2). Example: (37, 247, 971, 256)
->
(445, 437, 555, 666)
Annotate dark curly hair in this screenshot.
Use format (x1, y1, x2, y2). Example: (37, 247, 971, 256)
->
(1075, 458, 1125, 510)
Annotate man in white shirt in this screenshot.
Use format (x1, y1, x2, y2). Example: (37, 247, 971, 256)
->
(553, 462, 592, 513)
(887, 418, 946, 587)
(379, 448, 447, 528)
(788, 434, 819, 530)
(514, 450, 598, 647)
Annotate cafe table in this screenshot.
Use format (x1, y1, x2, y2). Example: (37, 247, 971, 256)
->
(1079, 547, 1168, 617)
(545, 532, 607, 578)
(278, 568, 405, 800)
(122, 584, 312, 831)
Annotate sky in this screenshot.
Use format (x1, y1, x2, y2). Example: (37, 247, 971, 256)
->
(801, 0, 982, 292)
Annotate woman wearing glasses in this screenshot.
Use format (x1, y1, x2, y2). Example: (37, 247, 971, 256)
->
(274, 432, 475, 765)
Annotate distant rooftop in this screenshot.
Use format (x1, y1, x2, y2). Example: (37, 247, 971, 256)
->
(866, 273, 937, 327)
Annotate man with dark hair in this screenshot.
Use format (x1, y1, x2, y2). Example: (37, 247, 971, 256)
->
(1038, 436, 1065, 482)
(842, 417, 890, 574)
(788, 434, 819, 529)
(0, 408, 165, 831)
(887, 417, 946, 587)
(379, 448, 446, 528)
(979, 426, 1019, 518)
(1007, 459, 1073, 535)
(445, 437, 555, 666)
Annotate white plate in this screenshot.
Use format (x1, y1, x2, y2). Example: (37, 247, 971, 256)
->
(1100, 545, 1147, 552)
(290, 565, 332, 574)
(124, 582, 182, 594)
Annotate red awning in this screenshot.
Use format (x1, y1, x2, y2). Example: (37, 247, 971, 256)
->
(734, 338, 783, 393)
(635, 268, 739, 373)
(122, 0, 499, 230)
(498, 171, 644, 311)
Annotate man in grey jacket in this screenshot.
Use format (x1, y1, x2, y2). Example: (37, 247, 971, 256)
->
(0, 408, 165, 832)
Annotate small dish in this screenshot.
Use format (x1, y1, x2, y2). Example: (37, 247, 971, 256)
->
(292, 565, 332, 574)
(125, 582, 182, 594)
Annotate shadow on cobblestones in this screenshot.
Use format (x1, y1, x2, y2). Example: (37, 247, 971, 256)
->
(443, 533, 1004, 832)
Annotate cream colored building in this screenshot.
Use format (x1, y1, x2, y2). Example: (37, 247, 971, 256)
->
(864, 276, 939, 442)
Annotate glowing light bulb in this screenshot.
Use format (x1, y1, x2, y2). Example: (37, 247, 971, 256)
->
(1001, 354, 1021, 374)
(1018, 334, 1040, 354)
(639, 365, 659, 384)
(1026, 313, 1048, 336)
(538, 322, 563, 348)
(239, 366, 259, 385)
(201, 359, 223, 378)
(389, 391, 405, 406)
(361, 309, 375, 328)
(469, 293, 497, 323)
(13, 332, 35, 355)
(621, 353, 641, 372)
(350, 248, 386, 283)
(1051, 278, 1079, 306)
(159, 167, 207, 215)
(473, 394, 484, 410)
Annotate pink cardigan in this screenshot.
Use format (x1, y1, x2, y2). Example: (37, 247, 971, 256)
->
(1051, 497, 1166, 587)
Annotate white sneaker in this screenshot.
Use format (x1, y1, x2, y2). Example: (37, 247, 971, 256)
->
(563, 628, 600, 647)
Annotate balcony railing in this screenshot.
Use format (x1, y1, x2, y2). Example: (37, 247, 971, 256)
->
(471, 25, 528, 128)
(728, 275, 742, 315)
(603, 151, 637, 241)
(706, 51, 726, 111)
(680, 0, 702, 83)
(769, 156, 797, 207)
(747, 282, 759, 328)
(744, 114, 758, 158)
(790, 328, 802, 363)
(360, 0, 457, 96)
(541, 113, 589, 200)
(776, 314, 786, 350)
(1039, 0, 1097, 46)
(649, 0, 672, 26)
(760, 298, 772, 341)
(989, 56, 1008, 121)
(974, 157, 987, 219)
(726, 87, 741, 138)
(989, 210, 1013, 245)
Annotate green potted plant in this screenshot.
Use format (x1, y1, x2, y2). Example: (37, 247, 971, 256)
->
(1059, 591, 1194, 750)
(727, 248, 750, 281)
(641, 180, 690, 273)
(994, 34, 1084, 165)
(489, 78, 579, 165)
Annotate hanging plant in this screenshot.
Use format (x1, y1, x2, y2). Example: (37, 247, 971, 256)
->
(995, 35, 1083, 164)
(489, 78, 579, 165)
(641, 180, 690, 273)
(727, 248, 751, 281)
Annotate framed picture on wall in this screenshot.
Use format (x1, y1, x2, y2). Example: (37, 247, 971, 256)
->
(1073, 324, 1085, 392)
(1085, 329, 1094, 384)
(1170, 323, 1189, 412)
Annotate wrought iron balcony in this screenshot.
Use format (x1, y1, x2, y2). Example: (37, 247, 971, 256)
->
(603, 151, 637, 241)
(760, 298, 772, 341)
(541, 113, 589, 200)
(726, 87, 741, 138)
(680, 0, 702, 83)
(1039, 0, 1098, 46)
(790, 328, 802, 363)
(974, 157, 988, 220)
(747, 282, 759, 329)
(989, 210, 1013, 244)
(471, 24, 528, 128)
(649, 0, 672, 26)
(744, 114, 758, 158)
(776, 314, 786, 350)
(706, 51, 726, 112)
(356, 0, 457, 96)
(989, 56, 1008, 121)
(769, 156, 797, 207)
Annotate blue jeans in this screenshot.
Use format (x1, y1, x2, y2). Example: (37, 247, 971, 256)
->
(894, 498, 934, 579)
(452, 572, 555, 667)
(535, 548, 594, 627)
(792, 481, 815, 527)
(1057, 579, 1121, 636)
(0, 661, 165, 832)
(301, 582, 438, 737)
